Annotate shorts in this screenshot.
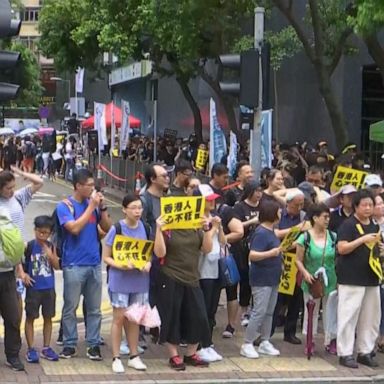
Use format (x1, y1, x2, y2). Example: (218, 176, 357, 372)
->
(108, 290, 148, 308)
(156, 270, 210, 345)
(25, 288, 56, 319)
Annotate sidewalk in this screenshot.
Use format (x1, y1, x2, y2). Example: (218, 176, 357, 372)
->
(2, 300, 384, 384)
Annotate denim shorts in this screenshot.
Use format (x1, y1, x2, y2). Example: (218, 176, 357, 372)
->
(108, 290, 148, 308)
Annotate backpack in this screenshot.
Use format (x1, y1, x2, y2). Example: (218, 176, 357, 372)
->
(140, 191, 155, 236)
(25, 142, 36, 159)
(0, 214, 25, 268)
(114, 220, 151, 239)
(51, 199, 75, 262)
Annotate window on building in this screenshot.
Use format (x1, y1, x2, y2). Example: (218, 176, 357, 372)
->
(22, 8, 39, 22)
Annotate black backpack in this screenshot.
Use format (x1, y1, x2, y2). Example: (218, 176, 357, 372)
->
(302, 230, 337, 257)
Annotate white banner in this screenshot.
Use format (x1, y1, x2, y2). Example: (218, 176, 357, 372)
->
(261, 109, 273, 168)
(75, 67, 85, 94)
(120, 100, 130, 154)
(209, 98, 227, 172)
(227, 131, 238, 178)
(94, 102, 107, 151)
(111, 102, 116, 153)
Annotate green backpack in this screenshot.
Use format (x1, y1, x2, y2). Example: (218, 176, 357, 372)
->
(0, 214, 24, 268)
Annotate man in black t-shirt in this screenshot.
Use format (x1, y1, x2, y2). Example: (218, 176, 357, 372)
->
(225, 161, 254, 206)
(337, 189, 381, 369)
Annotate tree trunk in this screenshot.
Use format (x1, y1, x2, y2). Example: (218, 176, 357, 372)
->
(176, 77, 203, 143)
(363, 33, 384, 85)
(316, 66, 348, 150)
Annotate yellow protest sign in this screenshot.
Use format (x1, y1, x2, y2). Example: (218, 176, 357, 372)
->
(330, 166, 368, 193)
(112, 235, 153, 270)
(160, 196, 205, 230)
(280, 226, 301, 252)
(355, 224, 382, 280)
(195, 149, 209, 171)
(278, 252, 298, 296)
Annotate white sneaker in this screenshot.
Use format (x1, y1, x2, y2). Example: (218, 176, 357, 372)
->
(208, 347, 223, 362)
(258, 340, 280, 356)
(197, 348, 215, 362)
(112, 358, 125, 374)
(240, 343, 259, 359)
(127, 356, 147, 371)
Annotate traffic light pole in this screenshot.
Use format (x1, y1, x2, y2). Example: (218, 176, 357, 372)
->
(250, 7, 264, 182)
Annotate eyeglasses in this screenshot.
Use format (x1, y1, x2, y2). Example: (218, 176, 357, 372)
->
(182, 171, 193, 177)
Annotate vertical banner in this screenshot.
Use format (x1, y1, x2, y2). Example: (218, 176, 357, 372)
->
(75, 67, 84, 94)
(227, 131, 238, 178)
(120, 100, 130, 155)
(110, 102, 116, 153)
(261, 109, 272, 168)
(209, 98, 227, 172)
(94, 102, 107, 151)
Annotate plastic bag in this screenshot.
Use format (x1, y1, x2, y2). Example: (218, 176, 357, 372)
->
(141, 305, 161, 328)
(124, 303, 147, 324)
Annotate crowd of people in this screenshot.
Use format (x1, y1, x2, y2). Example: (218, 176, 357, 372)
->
(0, 136, 384, 375)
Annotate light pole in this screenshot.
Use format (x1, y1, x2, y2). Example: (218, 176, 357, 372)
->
(50, 76, 71, 108)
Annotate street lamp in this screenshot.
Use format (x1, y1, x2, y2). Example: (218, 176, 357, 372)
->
(50, 76, 71, 106)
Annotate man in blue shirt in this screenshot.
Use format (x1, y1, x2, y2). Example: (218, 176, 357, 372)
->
(57, 169, 111, 360)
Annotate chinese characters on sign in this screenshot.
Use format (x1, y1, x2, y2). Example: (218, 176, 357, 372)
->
(112, 235, 153, 270)
(160, 196, 205, 230)
(280, 226, 301, 253)
(195, 149, 209, 171)
(278, 252, 297, 296)
(330, 166, 368, 193)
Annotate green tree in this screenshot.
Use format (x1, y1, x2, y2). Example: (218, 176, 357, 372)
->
(352, 0, 384, 83)
(272, 0, 355, 149)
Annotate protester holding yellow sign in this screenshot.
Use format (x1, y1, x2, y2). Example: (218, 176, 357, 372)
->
(103, 193, 151, 373)
(195, 148, 209, 172)
(330, 165, 368, 193)
(336, 189, 381, 369)
(160, 196, 205, 230)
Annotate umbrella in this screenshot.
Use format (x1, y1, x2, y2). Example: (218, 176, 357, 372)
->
(39, 127, 54, 135)
(305, 299, 316, 360)
(81, 102, 141, 129)
(18, 128, 38, 136)
(0, 127, 15, 135)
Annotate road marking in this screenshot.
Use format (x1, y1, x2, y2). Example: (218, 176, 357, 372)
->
(34, 191, 57, 198)
(53, 179, 120, 207)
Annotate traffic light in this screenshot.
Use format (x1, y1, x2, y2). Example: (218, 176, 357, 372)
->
(219, 50, 260, 108)
(0, 0, 22, 102)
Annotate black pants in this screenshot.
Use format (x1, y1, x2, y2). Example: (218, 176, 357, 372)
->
(200, 278, 222, 347)
(0, 272, 21, 358)
(271, 284, 303, 337)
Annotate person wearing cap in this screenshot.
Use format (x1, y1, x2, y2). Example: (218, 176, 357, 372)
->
(196, 185, 226, 363)
(153, 188, 216, 371)
(328, 185, 357, 233)
(317, 141, 335, 162)
(271, 189, 306, 345)
(364, 174, 383, 197)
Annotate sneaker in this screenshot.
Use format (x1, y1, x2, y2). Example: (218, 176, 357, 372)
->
(197, 348, 215, 362)
(184, 353, 209, 367)
(240, 343, 259, 359)
(87, 346, 103, 361)
(119, 342, 144, 355)
(128, 356, 147, 371)
(325, 339, 337, 355)
(241, 313, 250, 327)
(6, 356, 25, 371)
(258, 340, 280, 356)
(169, 355, 186, 371)
(56, 336, 63, 346)
(112, 357, 125, 374)
(222, 324, 235, 338)
(26, 348, 39, 363)
(41, 347, 59, 361)
(207, 347, 223, 362)
(59, 347, 77, 359)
